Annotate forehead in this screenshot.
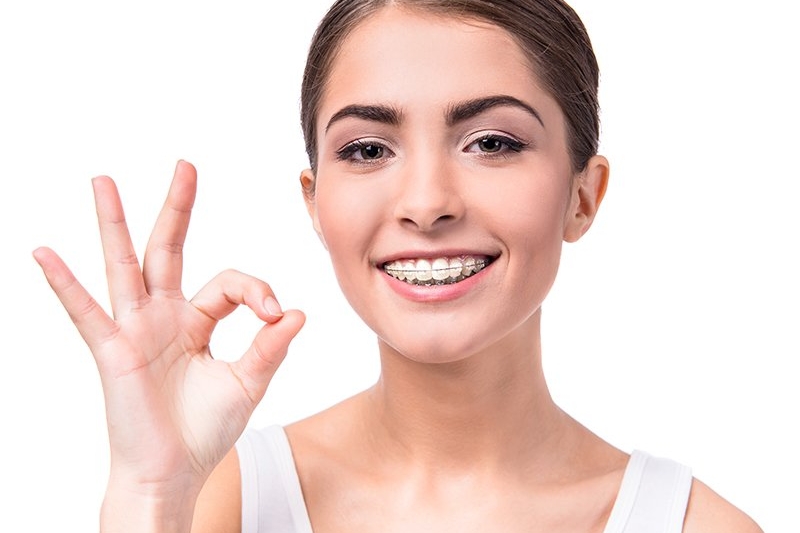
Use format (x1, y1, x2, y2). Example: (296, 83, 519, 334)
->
(319, 6, 561, 127)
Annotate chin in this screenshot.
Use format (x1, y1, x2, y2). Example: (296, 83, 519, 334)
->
(374, 310, 537, 367)
(378, 340, 479, 366)
(378, 320, 501, 364)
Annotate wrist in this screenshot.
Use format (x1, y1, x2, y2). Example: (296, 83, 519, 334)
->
(100, 478, 203, 533)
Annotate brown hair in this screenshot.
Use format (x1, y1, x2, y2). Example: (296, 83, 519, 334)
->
(301, 0, 600, 174)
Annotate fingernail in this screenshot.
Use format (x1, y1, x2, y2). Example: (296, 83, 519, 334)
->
(264, 296, 284, 317)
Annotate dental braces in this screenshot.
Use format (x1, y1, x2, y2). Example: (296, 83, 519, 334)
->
(384, 258, 489, 285)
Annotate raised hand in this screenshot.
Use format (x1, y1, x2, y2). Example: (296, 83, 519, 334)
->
(34, 161, 304, 530)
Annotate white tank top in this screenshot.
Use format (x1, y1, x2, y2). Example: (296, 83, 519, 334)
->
(237, 426, 692, 533)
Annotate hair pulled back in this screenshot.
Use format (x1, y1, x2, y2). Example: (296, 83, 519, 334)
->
(301, 0, 600, 173)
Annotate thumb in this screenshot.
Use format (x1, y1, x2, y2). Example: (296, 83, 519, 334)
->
(232, 309, 306, 404)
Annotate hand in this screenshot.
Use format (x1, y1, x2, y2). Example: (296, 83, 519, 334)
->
(34, 161, 304, 514)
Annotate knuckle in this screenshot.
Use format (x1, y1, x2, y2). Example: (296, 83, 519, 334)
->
(249, 276, 271, 294)
(168, 202, 192, 215)
(218, 269, 270, 291)
(95, 322, 122, 345)
(104, 215, 127, 226)
(115, 253, 139, 266)
(253, 343, 280, 373)
(128, 293, 154, 310)
(219, 268, 243, 280)
(157, 241, 184, 255)
(69, 294, 101, 323)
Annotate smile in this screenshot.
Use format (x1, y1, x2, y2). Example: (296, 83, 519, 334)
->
(382, 255, 493, 286)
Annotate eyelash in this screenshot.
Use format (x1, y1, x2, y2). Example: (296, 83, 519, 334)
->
(336, 140, 393, 164)
(465, 134, 529, 157)
(335, 133, 529, 164)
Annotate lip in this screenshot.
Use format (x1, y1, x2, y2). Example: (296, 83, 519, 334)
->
(376, 251, 498, 303)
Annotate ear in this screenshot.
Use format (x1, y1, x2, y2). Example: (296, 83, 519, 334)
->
(300, 169, 327, 249)
(563, 155, 609, 243)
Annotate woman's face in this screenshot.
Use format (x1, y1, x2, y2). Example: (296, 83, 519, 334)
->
(303, 7, 607, 363)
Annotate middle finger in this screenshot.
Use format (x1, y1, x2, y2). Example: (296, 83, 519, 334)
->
(142, 160, 197, 297)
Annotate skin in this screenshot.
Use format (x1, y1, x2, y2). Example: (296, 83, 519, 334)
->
(35, 5, 762, 533)
(34, 166, 305, 532)
(198, 7, 761, 533)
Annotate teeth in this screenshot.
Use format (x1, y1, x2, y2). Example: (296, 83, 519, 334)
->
(394, 260, 414, 281)
(462, 256, 476, 276)
(383, 255, 490, 286)
(431, 258, 450, 281)
(415, 260, 432, 281)
(448, 258, 463, 279)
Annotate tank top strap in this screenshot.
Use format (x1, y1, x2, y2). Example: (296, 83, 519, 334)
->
(237, 425, 314, 533)
(603, 450, 693, 533)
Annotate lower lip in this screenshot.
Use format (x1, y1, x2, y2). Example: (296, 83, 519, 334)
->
(380, 263, 492, 303)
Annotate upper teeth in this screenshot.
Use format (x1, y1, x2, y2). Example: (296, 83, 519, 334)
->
(383, 256, 488, 285)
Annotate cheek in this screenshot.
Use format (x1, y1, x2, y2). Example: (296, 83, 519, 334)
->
(313, 176, 384, 271)
(315, 188, 353, 260)
(474, 169, 571, 239)
(482, 171, 570, 290)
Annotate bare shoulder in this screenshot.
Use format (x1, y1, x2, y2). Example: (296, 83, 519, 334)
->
(683, 478, 762, 533)
(191, 447, 242, 533)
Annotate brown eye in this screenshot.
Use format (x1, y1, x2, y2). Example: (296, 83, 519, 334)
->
(478, 137, 503, 153)
(336, 140, 392, 163)
(466, 134, 528, 156)
(360, 144, 384, 159)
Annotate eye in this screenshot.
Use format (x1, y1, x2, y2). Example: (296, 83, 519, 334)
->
(477, 137, 503, 153)
(465, 134, 528, 156)
(336, 140, 393, 163)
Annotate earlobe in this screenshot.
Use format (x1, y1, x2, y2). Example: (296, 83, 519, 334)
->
(299, 169, 327, 249)
(563, 155, 609, 243)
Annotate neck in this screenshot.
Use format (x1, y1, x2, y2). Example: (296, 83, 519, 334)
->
(361, 310, 573, 473)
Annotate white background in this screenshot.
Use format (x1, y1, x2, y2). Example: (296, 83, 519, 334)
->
(1, 1, 797, 530)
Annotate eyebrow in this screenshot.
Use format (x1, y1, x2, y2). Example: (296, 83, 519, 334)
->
(325, 104, 403, 132)
(324, 94, 544, 132)
(446, 95, 544, 128)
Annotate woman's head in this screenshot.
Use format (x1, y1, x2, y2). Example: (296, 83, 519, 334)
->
(301, 0, 600, 175)
(299, 6, 608, 363)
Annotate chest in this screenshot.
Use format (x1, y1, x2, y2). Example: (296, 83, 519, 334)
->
(303, 477, 617, 533)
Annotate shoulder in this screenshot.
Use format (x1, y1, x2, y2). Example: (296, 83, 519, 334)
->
(192, 447, 242, 533)
(682, 478, 762, 533)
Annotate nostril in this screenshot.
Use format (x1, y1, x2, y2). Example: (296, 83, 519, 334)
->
(400, 213, 457, 232)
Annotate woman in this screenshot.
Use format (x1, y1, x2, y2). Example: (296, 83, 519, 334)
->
(33, 0, 762, 531)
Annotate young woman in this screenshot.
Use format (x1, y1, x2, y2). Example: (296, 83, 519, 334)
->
(34, 1, 762, 532)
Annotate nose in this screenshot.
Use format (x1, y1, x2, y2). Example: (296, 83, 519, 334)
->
(392, 152, 465, 232)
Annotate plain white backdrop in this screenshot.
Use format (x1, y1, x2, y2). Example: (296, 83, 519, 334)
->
(1, 1, 797, 530)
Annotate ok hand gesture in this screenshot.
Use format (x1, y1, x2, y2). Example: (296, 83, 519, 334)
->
(34, 161, 305, 529)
